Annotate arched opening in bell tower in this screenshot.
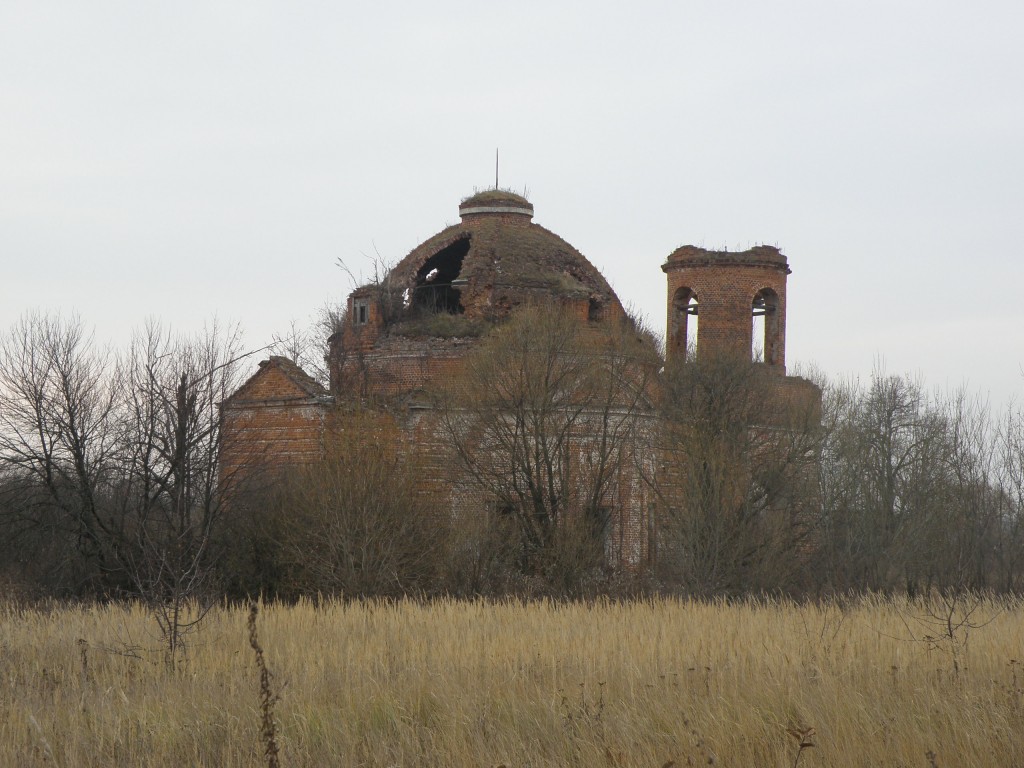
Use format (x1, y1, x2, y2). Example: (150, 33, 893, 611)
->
(752, 288, 780, 364)
(671, 287, 699, 360)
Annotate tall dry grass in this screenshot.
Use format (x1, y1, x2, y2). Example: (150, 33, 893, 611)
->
(1, 595, 1023, 766)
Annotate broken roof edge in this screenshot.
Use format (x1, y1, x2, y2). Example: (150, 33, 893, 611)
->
(662, 244, 790, 274)
(389, 222, 622, 302)
(223, 355, 329, 404)
(263, 356, 328, 396)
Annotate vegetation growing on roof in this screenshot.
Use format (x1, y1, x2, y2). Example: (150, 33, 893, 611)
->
(388, 311, 491, 339)
(460, 187, 531, 206)
(525, 271, 591, 296)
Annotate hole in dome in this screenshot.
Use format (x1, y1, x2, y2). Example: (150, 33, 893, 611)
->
(413, 238, 470, 314)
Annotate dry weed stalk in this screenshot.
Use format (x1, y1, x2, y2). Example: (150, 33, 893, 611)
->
(76, 637, 90, 684)
(787, 725, 816, 767)
(248, 602, 280, 768)
(28, 713, 58, 766)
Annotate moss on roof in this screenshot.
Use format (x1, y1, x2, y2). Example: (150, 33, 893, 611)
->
(389, 312, 491, 339)
(666, 244, 788, 268)
(459, 189, 532, 208)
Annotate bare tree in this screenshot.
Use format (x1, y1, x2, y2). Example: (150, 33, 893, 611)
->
(0, 311, 122, 586)
(267, 302, 343, 387)
(991, 403, 1024, 591)
(817, 369, 1019, 594)
(818, 372, 942, 591)
(266, 412, 445, 598)
(648, 352, 822, 596)
(115, 319, 245, 663)
(439, 303, 660, 590)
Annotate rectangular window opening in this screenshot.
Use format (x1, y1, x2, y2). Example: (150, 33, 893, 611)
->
(354, 300, 369, 326)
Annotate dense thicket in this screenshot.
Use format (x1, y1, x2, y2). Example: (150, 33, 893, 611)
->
(1, 309, 1022, 600)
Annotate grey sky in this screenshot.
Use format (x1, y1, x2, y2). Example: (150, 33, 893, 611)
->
(2, 1, 1022, 407)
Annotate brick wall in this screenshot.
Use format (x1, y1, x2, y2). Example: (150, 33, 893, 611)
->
(219, 360, 330, 494)
(333, 335, 475, 400)
(663, 246, 790, 369)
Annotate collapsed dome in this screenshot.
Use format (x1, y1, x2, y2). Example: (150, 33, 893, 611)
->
(388, 190, 623, 321)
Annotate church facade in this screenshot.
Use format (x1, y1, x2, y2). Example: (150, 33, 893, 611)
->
(220, 189, 819, 569)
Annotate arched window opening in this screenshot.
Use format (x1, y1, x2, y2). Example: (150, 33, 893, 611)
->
(671, 287, 698, 360)
(413, 238, 470, 314)
(752, 288, 780, 364)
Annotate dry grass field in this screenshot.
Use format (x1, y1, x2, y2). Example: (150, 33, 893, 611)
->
(2, 595, 1023, 767)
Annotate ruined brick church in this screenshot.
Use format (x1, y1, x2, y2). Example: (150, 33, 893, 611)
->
(221, 189, 818, 568)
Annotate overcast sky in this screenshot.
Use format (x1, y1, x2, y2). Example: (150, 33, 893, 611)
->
(2, 1, 1022, 408)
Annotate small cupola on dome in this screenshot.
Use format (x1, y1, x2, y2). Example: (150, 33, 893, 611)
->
(458, 189, 534, 222)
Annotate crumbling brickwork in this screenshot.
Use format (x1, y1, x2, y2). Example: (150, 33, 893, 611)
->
(221, 190, 820, 571)
(327, 190, 626, 400)
(220, 358, 330, 486)
(663, 245, 789, 369)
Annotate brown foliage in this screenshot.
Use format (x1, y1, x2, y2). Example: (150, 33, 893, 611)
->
(649, 353, 822, 596)
(263, 415, 447, 598)
(438, 303, 660, 591)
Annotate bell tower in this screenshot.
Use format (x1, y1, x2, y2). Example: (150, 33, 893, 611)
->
(662, 245, 791, 370)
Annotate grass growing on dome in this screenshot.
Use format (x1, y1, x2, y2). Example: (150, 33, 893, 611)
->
(389, 311, 491, 339)
(460, 186, 532, 206)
